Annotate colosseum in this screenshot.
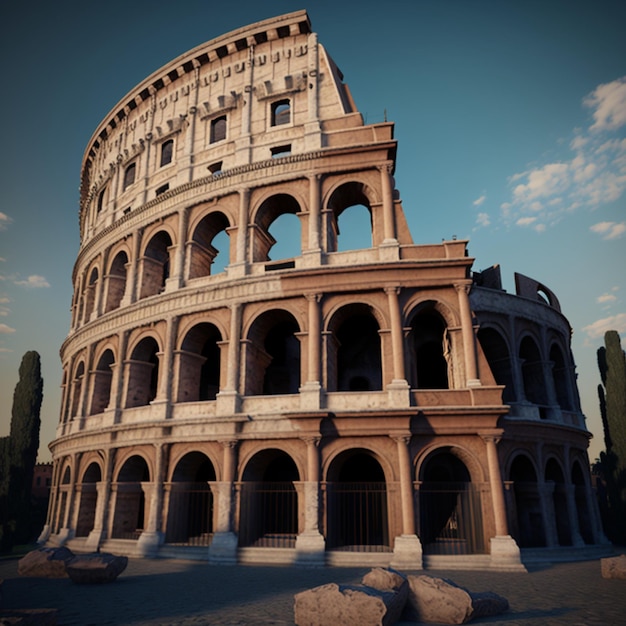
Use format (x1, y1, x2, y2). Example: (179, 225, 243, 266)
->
(41, 10, 607, 570)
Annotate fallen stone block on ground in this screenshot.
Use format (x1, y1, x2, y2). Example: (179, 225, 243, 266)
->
(0, 608, 58, 624)
(601, 554, 626, 580)
(294, 581, 404, 626)
(403, 574, 508, 624)
(65, 552, 128, 584)
(17, 547, 74, 579)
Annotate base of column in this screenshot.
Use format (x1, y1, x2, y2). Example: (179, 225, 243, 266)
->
(208, 531, 239, 564)
(226, 262, 248, 278)
(37, 524, 52, 545)
(299, 382, 322, 410)
(390, 534, 423, 570)
(300, 249, 323, 267)
(54, 527, 74, 546)
(84, 529, 105, 552)
(295, 531, 326, 567)
(216, 390, 241, 415)
(489, 535, 526, 571)
(136, 531, 163, 558)
(387, 379, 411, 407)
(378, 239, 400, 261)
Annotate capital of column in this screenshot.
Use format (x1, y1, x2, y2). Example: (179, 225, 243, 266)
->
(453, 282, 472, 296)
(301, 435, 321, 447)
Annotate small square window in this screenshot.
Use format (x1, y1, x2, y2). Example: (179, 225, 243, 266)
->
(160, 139, 173, 167)
(210, 116, 227, 143)
(208, 161, 223, 174)
(271, 99, 291, 126)
(271, 145, 291, 158)
(123, 163, 136, 190)
(156, 183, 169, 196)
(96, 187, 106, 212)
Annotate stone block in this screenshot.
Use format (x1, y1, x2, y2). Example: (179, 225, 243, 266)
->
(403, 575, 508, 624)
(294, 581, 403, 626)
(17, 547, 74, 578)
(65, 553, 128, 584)
(601, 554, 626, 580)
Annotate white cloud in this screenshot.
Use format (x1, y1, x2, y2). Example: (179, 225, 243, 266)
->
(597, 293, 617, 304)
(583, 312, 626, 339)
(501, 76, 626, 232)
(0, 212, 12, 231)
(473, 194, 486, 207)
(584, 76, 626, 131)
(475, 212, 490, 227)
(590, 221, 626, 239)
(0, 323, 16, 334)
(14, 275, 50, 288)
(516, 217, 537, 226)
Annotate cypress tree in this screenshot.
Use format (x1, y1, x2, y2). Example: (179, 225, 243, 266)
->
(0, 351, 44, 550)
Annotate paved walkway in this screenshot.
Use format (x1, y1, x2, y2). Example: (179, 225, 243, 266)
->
(1, 555, 625, 625)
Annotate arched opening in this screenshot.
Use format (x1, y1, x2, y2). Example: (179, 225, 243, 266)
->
(332, 305, 382, 392)
(245, 310, 301, 396)
(104, 251, 128, 312)
(520, 336, 548, 416)
(166, 452, 216, 546)
(572, 461, 594, 544)
(419, 450, 485, 554)
(545, 459, 572, 546)
(75, 463, 102, 537)
(84, 268, 98, 321)
(56, 466, 71, 533)
(509, 454, 545, 547)
(326, 450, 390, 552)
(139, 231, 172, 298)
(177, 323, 222, 402)
(409, 307, 449, 390)
(89, 349, 114, 415)
(252, 194, 302, 263)
(327, 182, 373, 252)
(188, 212, 230, 278)
(70, 362, 85, 418)
(125, 337, 160, 408)
(550, 344, 572, 411)
(111, 455, 150, 540)
(239, 449, 299, 548)
(477, 327, 515, 402)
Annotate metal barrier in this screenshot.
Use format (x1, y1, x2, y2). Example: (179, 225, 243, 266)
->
(165, 484, 213, 546)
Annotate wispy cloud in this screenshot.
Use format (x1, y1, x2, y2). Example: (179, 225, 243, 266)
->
(0, 212, 12, 231)
(473, 194, 486, 207)
(475, 212, 490, 227)
(14, 275, 50, 288)
(0, 323, 16, 334)
(500, 76, 626, 231)
(590, 221, 626, 240)
(597, 292, 617, 304)
(583, 312, 626, 339)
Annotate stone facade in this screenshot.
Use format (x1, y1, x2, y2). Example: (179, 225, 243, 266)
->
(41, 10, 605, 569)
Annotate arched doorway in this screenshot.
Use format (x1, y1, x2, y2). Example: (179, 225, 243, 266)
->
(509, 454, 545, 547)
(326, 450, 390, 552)
(75, 462, 102, 537)
(545, 458, 572, 546)
(166, 452, 216, 546)
(111, 455, 150, 540)
(239, 449, 299, 548)
(419, 449, 485, 554)
(408, 307, 449, 390)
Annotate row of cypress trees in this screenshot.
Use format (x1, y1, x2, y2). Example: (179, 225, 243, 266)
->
(0, 351, 44, 553)
(595, 330, 626, 545)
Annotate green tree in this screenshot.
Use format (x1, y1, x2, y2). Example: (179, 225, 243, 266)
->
(0, 351, 44, 551)
(596, 330, 626, 544)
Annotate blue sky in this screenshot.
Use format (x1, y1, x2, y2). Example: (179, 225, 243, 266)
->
(0, 0, 624, 463)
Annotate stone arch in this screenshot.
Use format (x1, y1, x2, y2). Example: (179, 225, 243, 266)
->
(326, 302, 383, 392)
(545, 456, 572, 546)
(250, 193, 303, 262)
(477, 325, 516, 402)
(124, 335, 161, 408)
(111, 454, 151, 539)
(244, 309, 301, 396)
(406, 302, 451, 390)
(166, 451, 216, 545)
(188, 210, 231, 278)
(83, 265, 99, 321)
(326, 181, 375, 252)
(75, 461, 102, 537)
(417, 446, 486, 554)
(104, 248, 129, 312)
(549, 342, 573, 411)
(89, 348, 115, 415)
(509, 453, 545, 547)
(177, 322, 223, 402)
(139, 229, 174, 298)
(239, 448, 300, 548)
(325, 448, 390, 551)
(519, 334, 548, 413)
(70, 360, 86, 418)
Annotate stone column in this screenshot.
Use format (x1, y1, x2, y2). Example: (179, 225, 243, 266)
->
(217, 303, 242, 414)
(122, 228, 142, 306)
(539, 481, 559, 547)
(565, 484, 585, 546)
(209, 440, 239, 563)
(385, 287, 410, 406)
(379, 164, 396, 244)
(482, 434, 525, 570)
(300, 294, 322, 409)
(230, 188, 249, 277)
(454, 282, 480, 386)
(390, 435, 422, 569)
(295, 437, 325, 565)
(153, 316, 179, 417)
(169, 208, 189, 289)
(137, 443, 167, 557)
(302, 174, 322, 266)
